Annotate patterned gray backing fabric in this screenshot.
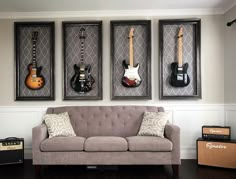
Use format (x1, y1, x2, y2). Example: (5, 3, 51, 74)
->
(113, 25, 148, 97)
(65, 24, 99, 97)
(163, 24, 197, 96)
(19, 27, 51, 96)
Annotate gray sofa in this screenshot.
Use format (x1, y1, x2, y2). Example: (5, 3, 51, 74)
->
(32, 106, 180, 175)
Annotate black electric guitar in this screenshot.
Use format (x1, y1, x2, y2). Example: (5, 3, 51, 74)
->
(170, 27, 190, 87)
(25, 31, 45, 90)
(122, 28, 141, 87)
(70, 28, 95, 93)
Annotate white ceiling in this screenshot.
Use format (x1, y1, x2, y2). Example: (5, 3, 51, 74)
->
(0, 0, 235, 13)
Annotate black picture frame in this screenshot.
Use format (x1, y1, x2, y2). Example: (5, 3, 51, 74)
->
(111, 20, 151, 100)
(159, 19, 201, 99)
(15, 22, 55, 100)
(63, 21, 102, 100)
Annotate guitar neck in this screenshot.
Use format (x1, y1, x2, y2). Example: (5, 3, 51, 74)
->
(32, 40, 37, 68)
(178, 32, 183, 67)
(129, 37, 134, 67)
(80, 39, 85, 63)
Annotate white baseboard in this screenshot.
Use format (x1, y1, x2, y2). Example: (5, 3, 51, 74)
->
(24, 148, 32, 160)
(224, 104, 236, 139)
(181, 148, 196, 159)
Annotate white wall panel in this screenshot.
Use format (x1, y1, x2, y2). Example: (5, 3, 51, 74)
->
(225, 105, 236, 140)
(0, 107, 46, 151)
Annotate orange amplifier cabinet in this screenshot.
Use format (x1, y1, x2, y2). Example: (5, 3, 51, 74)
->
(197, 138, 236, 169)
(202, 126, 230, 140)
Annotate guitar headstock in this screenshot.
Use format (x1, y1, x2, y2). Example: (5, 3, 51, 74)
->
(32, 31, 38, 41)
(129, 28, 134, 38)
(79, 27, 86, 39)
(178, 27, 183, 37)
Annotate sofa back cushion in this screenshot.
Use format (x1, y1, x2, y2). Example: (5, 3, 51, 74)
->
(46, 106, 164, 138)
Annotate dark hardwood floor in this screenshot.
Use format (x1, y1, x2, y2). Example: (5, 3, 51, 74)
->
(0, 160, 235, 179)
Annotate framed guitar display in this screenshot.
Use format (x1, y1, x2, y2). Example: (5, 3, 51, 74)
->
(63, 21, 102, 100)
(159, 19, 201, 99)
(15, 22, 55, 100)
(111, 20, 151, 100)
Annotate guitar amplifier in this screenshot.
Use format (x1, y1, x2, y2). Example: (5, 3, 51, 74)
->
(202, 126, 230, 140)
(0, 137, 24, 165)
(197, 138, 236, 169)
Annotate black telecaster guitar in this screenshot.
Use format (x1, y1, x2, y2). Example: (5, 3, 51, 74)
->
(70, 28, 95, 93)
(170, 27, 190, 87)
(122, 28, 141, 87)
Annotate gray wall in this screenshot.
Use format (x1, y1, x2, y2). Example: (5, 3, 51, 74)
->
(0, 15, 224, 106)
(224, 6, 236, 103)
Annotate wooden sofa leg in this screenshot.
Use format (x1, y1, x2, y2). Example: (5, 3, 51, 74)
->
(35, 165, 41, 175)
(172, 165, 179, 177)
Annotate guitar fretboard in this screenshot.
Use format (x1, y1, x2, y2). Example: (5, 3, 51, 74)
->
(177, 27, 183, 67)
(32, 38, 37, 68)
(129, 28, 134, 68)
(80, 38, 85, 63)
(129, 36, 134, 67)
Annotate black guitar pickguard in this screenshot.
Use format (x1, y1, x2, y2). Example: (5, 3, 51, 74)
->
(36, 66, 42, 76)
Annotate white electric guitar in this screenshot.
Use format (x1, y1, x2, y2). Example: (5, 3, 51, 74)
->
(122, 28, 141, 87)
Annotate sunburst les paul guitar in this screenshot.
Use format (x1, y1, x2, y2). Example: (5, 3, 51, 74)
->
(70, 27, 95, 93)
(170, 27, 190, 87)
(25, 31, 45, 90)
(122, 28, 141, 87)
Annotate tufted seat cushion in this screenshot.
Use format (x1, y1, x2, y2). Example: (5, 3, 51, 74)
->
(40, 137, 85, 152)
(126, 136, 173, 152)
(84, 136, 128, 152)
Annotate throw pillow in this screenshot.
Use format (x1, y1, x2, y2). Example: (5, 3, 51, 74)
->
(43, 112, 76, 138)
(138, 112, 170, 137)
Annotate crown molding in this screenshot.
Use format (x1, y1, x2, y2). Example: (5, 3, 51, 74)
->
(223, 1, 236, 14)
(0, 8, 224, 19)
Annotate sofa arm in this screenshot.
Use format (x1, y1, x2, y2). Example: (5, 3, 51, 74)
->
(32, 124, 48, 153)
(165, 123, 181, 164)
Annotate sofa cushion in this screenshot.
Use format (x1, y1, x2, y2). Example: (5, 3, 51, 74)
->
(43, 112, 76, 138)
(138, 112, 169, 138)
(40, 137, 85, 152)
(126, 136, 172, 152)
(84, 136, 128, 152)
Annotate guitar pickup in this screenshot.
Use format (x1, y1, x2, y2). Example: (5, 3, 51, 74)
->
(80, 74, 85, 80)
